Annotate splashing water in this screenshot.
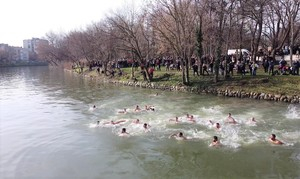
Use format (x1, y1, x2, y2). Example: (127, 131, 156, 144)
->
(87, 102, 300, 149)
(285, 105, 300, 119)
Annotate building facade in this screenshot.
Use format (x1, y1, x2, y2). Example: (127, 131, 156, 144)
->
(1, 38, 48, 64)
(23, 38, 49, 54)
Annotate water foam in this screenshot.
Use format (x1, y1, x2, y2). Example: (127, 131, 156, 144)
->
(200, 105, 224, 115)
(285, 105, 300, 119)
(86, 101, 300, 149)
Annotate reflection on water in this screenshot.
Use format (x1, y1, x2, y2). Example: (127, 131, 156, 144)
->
(0, 66, 300, 178)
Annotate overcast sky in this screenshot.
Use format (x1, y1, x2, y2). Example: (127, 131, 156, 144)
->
(0, 0, 142, 47)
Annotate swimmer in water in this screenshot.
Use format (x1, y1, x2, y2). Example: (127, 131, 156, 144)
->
(149, 106, 155, 111)
(97, 120, 100, 126)
(119, 128, 130, 136)
(209, 120, 221, 130)
(143, 123, 151, 132)
(132, 119, 141, 124)
(269, 134, 284, 145)
(169, 132, 187, 140)
(186, 113, 191, 119)
(89, 105, 97, 111)
(103, 120, 126, 125)
(145, 105, 155, 111)
(250, 117, 256, 123)
(134, 105, 141, 112)
(187, 115, 196, 123)
(169, 117, 180, 123)
(226, 113, 237, 124)
(118, 108, 127, 114)
(144, 105, 149, 110)
(210, 136, 221, 147)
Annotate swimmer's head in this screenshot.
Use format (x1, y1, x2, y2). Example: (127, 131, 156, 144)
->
(179, 132, 183, 137)
(122, 128, 126, 133)
(228, 113, 231, 116)
(271, 134, 276, 140)
(93, 105, 96, 108)
(97, 121, 100, 124)
(143, 123, 147, 128)
(216, 123, 220, 128)
(213, 136, 218, 142)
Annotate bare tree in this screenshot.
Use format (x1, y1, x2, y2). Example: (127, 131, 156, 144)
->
(285, 0, 300, 65)
(38, 32, 70, 66)
(195, 0, 204, 75)
(40, 0, 300, 84)
(201, 0, 231, 82)
(107, 6, 153, 81)
(150, 0, 197, 85)
(85, 21, 118, 75)
(242, 0, 268, 62)
(67, 30, 95, 64)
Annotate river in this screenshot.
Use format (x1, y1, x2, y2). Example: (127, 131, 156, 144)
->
(1, 66, 300, 178)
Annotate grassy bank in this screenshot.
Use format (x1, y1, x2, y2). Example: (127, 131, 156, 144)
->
(83, 67, 300, 96)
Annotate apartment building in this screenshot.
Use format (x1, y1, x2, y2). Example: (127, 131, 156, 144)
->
(1, 38, 48, 63)
(0, 44, 29, 61)
(23, 38, 48, 54)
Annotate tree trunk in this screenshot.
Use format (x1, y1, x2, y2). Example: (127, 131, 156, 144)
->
(224, 58, 228, 78)
(185, 57, 190, 85)
(131, 65, 135, 79)
(214, 46, 221, 83)
(145, 68, 151, 82)
(103, 63, 108, 76)
(271, 49, 276, 59)
(254, 18, 263, 63)
(180, 59, 186, 84)
(214, 2, 224, 83)
(199, 58, 203, 75)
(196, 20, 203, 76)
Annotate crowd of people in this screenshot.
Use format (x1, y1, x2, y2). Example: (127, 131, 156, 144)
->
(73, 53, 300, 80)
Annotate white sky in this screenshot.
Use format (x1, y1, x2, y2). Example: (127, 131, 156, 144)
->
(0, 0, 143, 47)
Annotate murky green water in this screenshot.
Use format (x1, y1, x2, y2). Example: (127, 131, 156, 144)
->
(1, 66, 300, 178)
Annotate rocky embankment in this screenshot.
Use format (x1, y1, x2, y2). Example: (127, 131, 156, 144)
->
(76, 70, 300, 104)
(107, 79, 300, 104)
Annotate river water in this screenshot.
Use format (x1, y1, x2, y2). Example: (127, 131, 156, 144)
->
(1, 66, 300, 178)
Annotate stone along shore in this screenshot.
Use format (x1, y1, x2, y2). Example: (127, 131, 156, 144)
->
(73, 69, 300, 104)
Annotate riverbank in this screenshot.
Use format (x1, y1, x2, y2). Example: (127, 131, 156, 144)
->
(69, 67, 300, 104)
